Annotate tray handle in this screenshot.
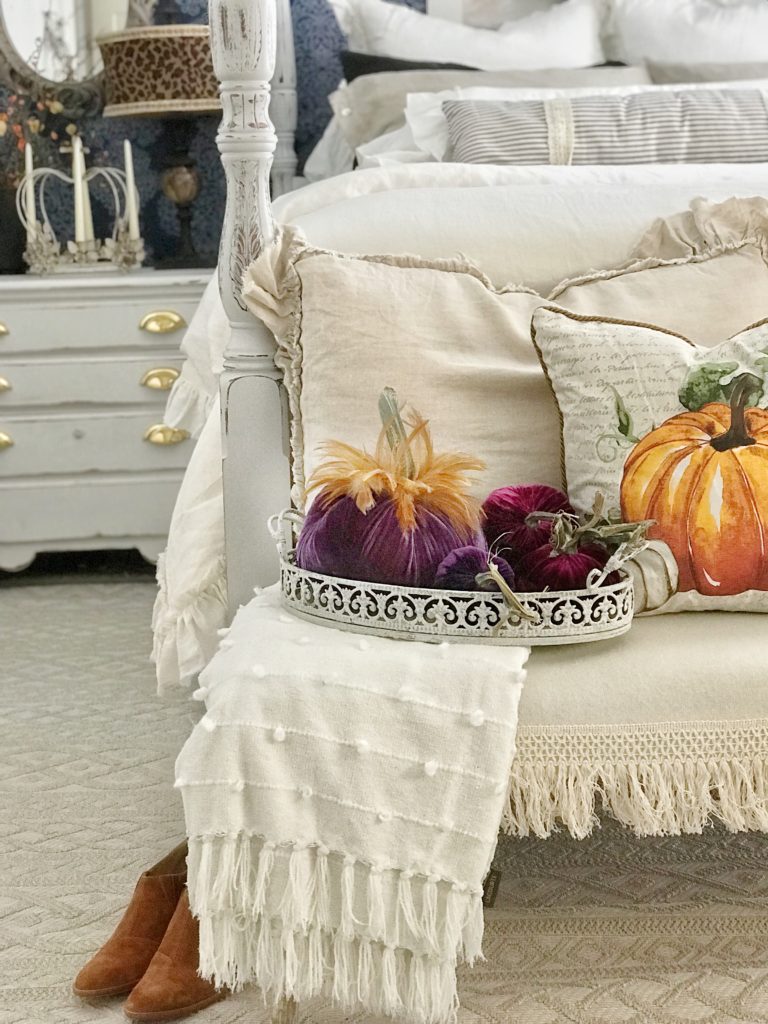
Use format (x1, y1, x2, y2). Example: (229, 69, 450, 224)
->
(269, 508, 305, 561)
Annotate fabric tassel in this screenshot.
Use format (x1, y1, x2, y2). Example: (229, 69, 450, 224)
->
(255, 916, 276, 994)
(397, 870, 422, 946)
(444, 884, 467, 959)
(380, 945, 402, 1017)
(279, 846, 315, 932)
(340, 855, 358, 940)
(314, 845, 332, 929)
(332, 931, 352, 1006)
(367, 867, 387, 942)
(461, 894, 485, 964)
(356, 937, 373, 1005)
(282, 927, 298, 995)
(251, 841, 276, 917)
(408, 952, 428, 1022)
(306, 925, 326, 994)
(232, 836, 253, 917)
(420, 876, 440, 957)
(211, 838, 237, 911)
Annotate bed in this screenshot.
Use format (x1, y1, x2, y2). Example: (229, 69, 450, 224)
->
(166, 0, 768, 1019)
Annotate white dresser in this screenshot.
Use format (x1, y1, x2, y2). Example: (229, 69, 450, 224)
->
(0, 268, 210, 571)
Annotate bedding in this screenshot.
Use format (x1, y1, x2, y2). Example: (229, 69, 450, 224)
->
(406, 79, 768, 162)
(532, 306, 768, 612)
(608, 0, 768, 65)
(329, 0, 605, 70)
(463, 0, 558, 29)
(648, 60, 768, 85)
(442, 90, 768, 165)
(329, 64, 651, 151)
(156, 167, 768, 695)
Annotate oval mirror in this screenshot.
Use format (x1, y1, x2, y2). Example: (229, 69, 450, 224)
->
(0, 0, 129, 88)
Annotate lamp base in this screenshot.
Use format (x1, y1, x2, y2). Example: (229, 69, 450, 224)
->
(157, 118, 214, 270)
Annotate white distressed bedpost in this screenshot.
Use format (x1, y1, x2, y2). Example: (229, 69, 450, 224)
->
(210, 0, 291, 609)
(272, 0, 298, 196)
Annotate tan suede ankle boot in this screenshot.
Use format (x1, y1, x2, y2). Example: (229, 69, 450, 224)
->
(123, 889, 225, 1021)
(73, 842, 188, 999)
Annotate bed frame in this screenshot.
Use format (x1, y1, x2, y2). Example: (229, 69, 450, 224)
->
(211, 0, 470, 612)
(209, 7, 462, 1007)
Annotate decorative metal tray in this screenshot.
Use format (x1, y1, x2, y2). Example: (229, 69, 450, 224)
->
(271, 511, 634, 647)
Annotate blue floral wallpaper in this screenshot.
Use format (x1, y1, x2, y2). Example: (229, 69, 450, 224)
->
(1, 0, 424, 265)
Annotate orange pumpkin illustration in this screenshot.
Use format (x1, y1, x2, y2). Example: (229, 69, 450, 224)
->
(621, 376, 768, 596)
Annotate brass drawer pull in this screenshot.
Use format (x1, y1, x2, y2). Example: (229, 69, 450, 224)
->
(0, 322, 8, 337)
(0, 431, 13, 450)
(0, 376, 11, 393)
(143, 424, 189, 446)
(139, 310, 187, 334)
(140, 367, 180, 391)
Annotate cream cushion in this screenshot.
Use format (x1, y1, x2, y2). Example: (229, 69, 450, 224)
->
(552, 197, 768, 346)
(512, 612, 768, 837)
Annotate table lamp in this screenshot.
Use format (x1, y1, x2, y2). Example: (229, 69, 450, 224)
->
(98, 1, 220, 268)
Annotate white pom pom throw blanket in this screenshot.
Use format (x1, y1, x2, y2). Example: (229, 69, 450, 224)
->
(175, 586, 528, 1023)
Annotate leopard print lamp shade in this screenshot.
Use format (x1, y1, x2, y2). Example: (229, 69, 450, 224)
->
(98, 25, 220, 117)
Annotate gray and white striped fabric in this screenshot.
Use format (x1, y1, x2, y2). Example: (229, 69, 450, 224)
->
(443, 90, 768, 165)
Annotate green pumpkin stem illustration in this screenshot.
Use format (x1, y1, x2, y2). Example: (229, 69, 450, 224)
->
(711, 373, 759, 452)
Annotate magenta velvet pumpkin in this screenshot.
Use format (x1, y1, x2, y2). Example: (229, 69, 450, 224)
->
(517, 542, 614, 592)
(482, 484, 573, 562)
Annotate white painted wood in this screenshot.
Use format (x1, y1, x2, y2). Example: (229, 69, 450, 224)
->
(210, 0, 291, 604)
(272, 0, 298, 198)
(0, 269, 207, 570)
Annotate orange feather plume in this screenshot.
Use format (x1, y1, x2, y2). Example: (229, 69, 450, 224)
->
(305, 396, 486, 535)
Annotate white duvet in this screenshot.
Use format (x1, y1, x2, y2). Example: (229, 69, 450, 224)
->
(153, 162, 768, 695)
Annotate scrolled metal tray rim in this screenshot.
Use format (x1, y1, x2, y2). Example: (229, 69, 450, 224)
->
(271, 510, 635, 647)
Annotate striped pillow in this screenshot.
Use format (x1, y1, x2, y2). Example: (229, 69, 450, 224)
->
(443, 90, 768, 165)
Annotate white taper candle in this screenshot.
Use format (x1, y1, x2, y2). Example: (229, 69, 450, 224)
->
(123, 139, 140, 242)
(23, 142, 36, 242)
(72, 136, 85, 243)
(81, 148, 95, 243)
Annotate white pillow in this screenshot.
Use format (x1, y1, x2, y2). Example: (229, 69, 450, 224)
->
(406, 79, 768, 161)
(609, 0, 768, 65)
(463, 0, 556, 29)
(328, 0, 605, 70)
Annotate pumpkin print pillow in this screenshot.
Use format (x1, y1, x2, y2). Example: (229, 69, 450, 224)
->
(532, 306, 768, 614)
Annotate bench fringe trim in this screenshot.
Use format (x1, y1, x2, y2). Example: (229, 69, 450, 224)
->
(504, 746, 768, 839)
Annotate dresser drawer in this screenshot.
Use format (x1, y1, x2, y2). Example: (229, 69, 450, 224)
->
(0, 473, 184, 543)
(0, 411, 192, 477)
(0, 298, 201, 354)
(0, 354, 184, 408)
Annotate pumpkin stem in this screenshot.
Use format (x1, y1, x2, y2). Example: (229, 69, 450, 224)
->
(378, 387, 416, 478)
(710, 373, 758, 452)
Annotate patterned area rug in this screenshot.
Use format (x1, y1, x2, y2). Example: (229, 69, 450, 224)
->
(2, 582, 767, 1024)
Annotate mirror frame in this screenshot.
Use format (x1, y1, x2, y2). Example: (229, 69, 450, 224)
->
(0, 0, 152, 116)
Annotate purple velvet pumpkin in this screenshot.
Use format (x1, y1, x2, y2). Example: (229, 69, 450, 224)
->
(434, 545, 516, 592)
